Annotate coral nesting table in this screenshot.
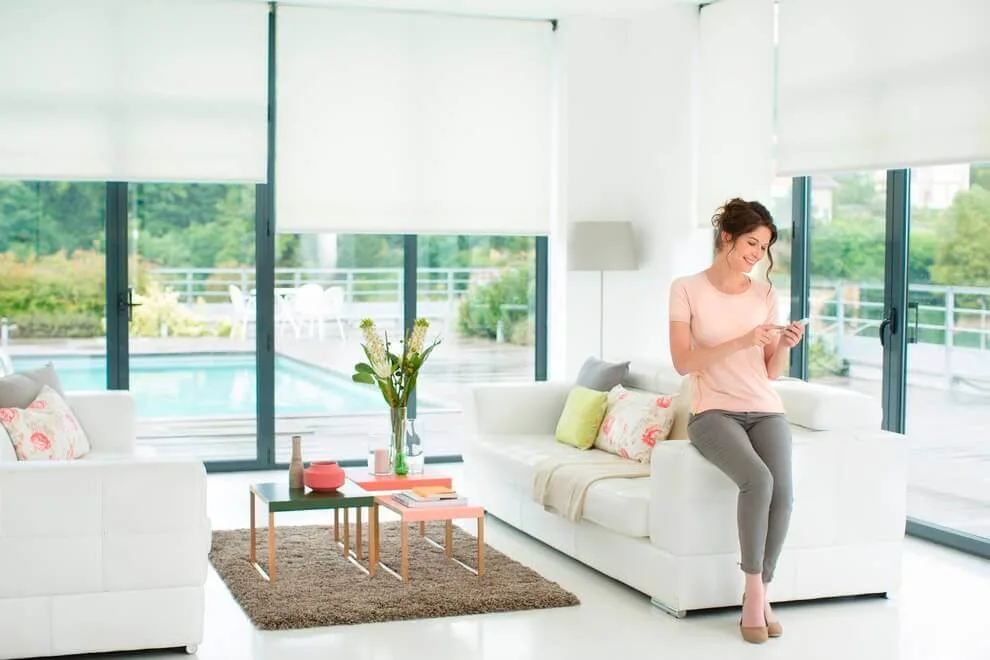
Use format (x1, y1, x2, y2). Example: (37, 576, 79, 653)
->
(371, 494, 486, 583)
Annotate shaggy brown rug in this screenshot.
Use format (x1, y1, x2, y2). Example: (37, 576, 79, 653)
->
(209, 522, 580, 630)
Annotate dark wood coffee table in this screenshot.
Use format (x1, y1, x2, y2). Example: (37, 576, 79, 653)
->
(249, 482, 376, 582)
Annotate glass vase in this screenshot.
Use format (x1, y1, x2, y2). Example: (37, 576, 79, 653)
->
(390, 405, 409, 476)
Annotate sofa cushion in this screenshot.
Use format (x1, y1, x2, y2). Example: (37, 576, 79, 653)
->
(594, 385, 677, 462)
(0, 363, 65, 409)
(582, 477, 650, 538)
(772, 378, 881, 431)
(555, 386, 608, 449)
(575, 357, 630, 392)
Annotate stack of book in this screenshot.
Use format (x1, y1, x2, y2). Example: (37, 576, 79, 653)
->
(393, 486, 467, 508)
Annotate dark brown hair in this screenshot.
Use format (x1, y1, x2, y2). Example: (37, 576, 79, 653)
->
(711, 197, 778, 282)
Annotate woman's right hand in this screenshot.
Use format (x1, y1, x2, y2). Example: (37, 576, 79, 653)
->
(740, 324, 780, 349)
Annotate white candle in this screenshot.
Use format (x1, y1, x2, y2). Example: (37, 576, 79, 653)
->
(374, 448, 389, 474)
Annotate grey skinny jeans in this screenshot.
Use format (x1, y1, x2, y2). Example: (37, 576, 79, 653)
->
(687, 410, 794, 583)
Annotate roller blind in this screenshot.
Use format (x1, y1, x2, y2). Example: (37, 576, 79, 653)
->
(0, 0, 269, 182)
(777, 0, 990, 175)
(697, 0, 774, 226)
(276, 6, 554, 235)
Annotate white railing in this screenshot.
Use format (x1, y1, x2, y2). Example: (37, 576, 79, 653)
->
(779, 281, 990, 387)
(149, 266, 503, 307)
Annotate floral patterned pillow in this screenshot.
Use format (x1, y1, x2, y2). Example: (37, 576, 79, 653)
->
(593, 385, 677, 463)
(0, 385, 91, 461)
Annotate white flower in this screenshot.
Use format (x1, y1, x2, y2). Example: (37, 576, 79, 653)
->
(408, 318, 429, 355)
(361, 321, 392, 379)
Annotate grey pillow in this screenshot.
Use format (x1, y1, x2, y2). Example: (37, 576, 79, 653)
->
(0, 363, 66, 409)
(575, 357, 630, 392)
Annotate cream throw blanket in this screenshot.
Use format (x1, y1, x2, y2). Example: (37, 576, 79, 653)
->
(531, 450, 651, 522)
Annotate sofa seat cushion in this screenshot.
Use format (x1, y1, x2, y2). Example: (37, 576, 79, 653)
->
(468, 433, 652, 537)
(469, 433, 580, 491)
(582, 477, 650, 538)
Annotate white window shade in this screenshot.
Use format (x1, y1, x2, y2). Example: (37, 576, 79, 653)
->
(697, 0, 774, 226)
(777, 0, 990, 176)
(276, 7, 554, 235)
(0, 0, 268, 183)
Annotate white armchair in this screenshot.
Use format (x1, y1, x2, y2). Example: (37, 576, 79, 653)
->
(0, 390, 210, 658)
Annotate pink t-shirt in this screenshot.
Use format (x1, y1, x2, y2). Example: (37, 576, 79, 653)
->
(669, 271, 785, 415)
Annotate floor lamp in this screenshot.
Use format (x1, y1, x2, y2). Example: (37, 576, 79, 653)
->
(568, 221, 638, 359)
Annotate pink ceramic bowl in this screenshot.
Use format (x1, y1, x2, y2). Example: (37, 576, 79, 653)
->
(304, 461, 345, 492)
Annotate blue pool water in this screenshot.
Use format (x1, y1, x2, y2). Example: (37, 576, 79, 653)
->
(10, 353, 395, 419)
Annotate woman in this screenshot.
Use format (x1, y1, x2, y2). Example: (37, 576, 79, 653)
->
(668, 198, 805, 644)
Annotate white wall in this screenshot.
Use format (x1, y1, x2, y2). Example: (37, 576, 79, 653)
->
(550, 5, 711, 380)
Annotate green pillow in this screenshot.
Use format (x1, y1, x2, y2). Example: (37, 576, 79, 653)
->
(555, 386, 608, 449)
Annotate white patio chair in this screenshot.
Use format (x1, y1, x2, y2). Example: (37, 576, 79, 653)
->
(228, 284, 254, 339)
(323, 286, 347, 340)
(291, 283, 329, 341)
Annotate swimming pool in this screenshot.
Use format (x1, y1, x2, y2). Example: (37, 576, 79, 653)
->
(10, 353, 395, 419)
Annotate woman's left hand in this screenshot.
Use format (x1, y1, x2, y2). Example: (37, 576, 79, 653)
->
(780, 321, 805, 348)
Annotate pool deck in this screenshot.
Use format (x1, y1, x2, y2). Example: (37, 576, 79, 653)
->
(5, 332, 990, 541)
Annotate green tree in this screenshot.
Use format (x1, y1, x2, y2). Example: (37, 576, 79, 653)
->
(931, 185, 990, 286)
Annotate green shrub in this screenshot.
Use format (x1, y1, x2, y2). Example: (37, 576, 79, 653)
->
(457, 266, 533, 345)
(808, 336, 850, 379)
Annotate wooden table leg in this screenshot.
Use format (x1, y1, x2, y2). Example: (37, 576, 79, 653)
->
(477, 515, 485, 577)
(249, 491, 256, 565)
(343, 507, 350, 558)
(334, 508, 340, 543)
(445, 519, 453, 558)
(356, 507, 363, 560)
(369, 504, 378, 577)
(400, 521, 409, 582)
(268, 511, 276, 582)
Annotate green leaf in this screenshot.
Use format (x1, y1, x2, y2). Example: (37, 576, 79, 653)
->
(352, 372, 376, 385)
(354, 362, 374, 374)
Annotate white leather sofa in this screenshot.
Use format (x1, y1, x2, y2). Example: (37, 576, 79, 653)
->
(464, 362, 907, 616)
(0, 390, 211, 658)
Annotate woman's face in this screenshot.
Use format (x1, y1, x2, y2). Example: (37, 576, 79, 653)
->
(722, 226, 772, 274)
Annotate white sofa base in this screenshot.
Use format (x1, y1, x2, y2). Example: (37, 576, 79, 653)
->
(467, 460, 900, 616)
(0, 587, 203, 659)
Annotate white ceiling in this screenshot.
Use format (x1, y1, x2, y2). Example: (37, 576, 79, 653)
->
(263, 0, 705, 21)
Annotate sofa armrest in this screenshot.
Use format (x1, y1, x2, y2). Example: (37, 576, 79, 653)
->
(772, 378, 882, 431)
(0, 458, 210, 598)
(466, 381, 571, 437)
(66, 390, 136, 454)
(648, 430, 907, 555)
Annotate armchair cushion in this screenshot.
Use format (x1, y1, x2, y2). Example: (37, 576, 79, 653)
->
(0, 386, 91, 460)
(0, 363, 65, 409)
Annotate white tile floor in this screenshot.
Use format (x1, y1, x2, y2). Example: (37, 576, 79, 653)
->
(88, 466, 990, 660)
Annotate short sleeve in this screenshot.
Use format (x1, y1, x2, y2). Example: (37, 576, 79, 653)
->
(669, 278, 692, 324)
(765, 284, 780, 325)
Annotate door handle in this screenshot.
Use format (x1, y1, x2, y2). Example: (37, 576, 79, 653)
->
(118, 287, 142, 322)
(879, 306, 897, 347)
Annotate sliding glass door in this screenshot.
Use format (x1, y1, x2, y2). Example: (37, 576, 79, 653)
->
(125, 183, 259, 463)
(797, 167, 990, 557)
(805, 171, 890, 404)
(904, 163, 990, 546)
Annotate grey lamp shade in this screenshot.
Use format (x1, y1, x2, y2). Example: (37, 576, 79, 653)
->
(568, 220, 638, 271)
